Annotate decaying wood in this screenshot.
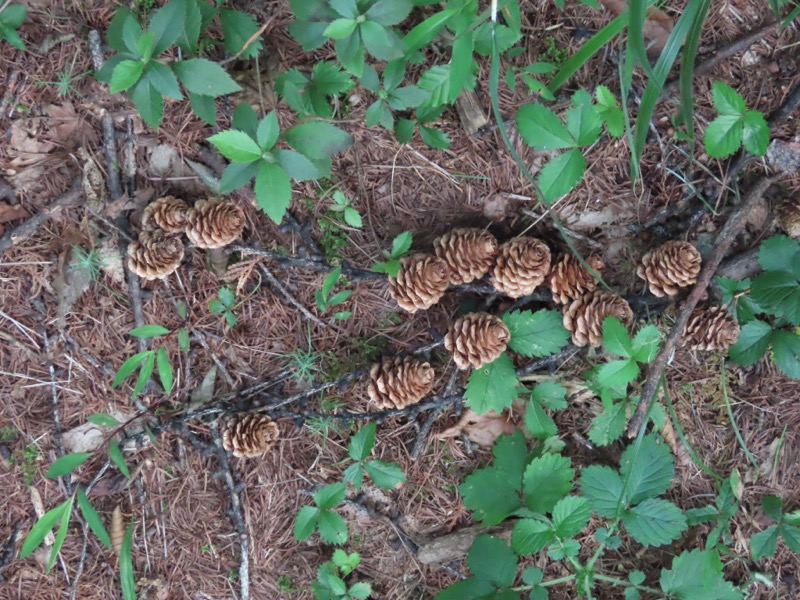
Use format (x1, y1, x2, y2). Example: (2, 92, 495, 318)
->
(455, 91, 489, 136)
(416, 523, 513, 564)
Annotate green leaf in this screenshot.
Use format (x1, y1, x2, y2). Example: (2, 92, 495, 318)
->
(47, 452, 92, 478)
(122, 17, 143, 56)
(538, 149, 586, 202)
(364, 459, 406, 489)
(0, 22, 25, 49)
(232, 102, 259, 139)
(660, 549, 742, 599)
(757, 235, 800, 276)
(448, 32, 475, 103)
(284, 121, 353, 159)
(750, 524, 779, 560)
(110, 60, 144, 93)
(274, 149, 325, 181)
(436, 578, 496, 599)
(388, 85, 431, 110)
(711, 81, 746, 115)
(389, 231, 413, 257)
(172, 58, 241, 97)
(504, 309, 571, 357)
(602, 316, 632, 358)
(403, 9, 456, 54)
(565, 91, 602, 146)
(365, 99, 390, 128)
(780, 524, 800, 552)
(704, 114, 743, 158)
(623, 498, 687, 546)
(189, 92, 216, 126)
(493, 431, 529, 484)
(255, 161, 292, 224)
(772, 330, 800, 379)
(729, 319, 774, 366)
(317, 510, 348, 544)
(147, 0, 186, 55)
(417, 64, 455, 108)
(76, 488, 111, 549)
(107, 9, 136, 53)
(348, 423, 376, 461)
(130, 324, 170, 338)
(532, 381, 567, 410)
(468, 535, 518, 588)
(87, 413, 120, 427)
(330, 0, 358, 18)
(360, 21, 404, 61)
(120, 521, 136, 600)
(344, 207, 362, 228)
(516, 103, 575, 150)
(596, 359, 639, 390)
(512, 518, 554, 555)
(133, 352, 155, 397)
(112, 351, 152, 388)
(294, 505, 320, 540)
(343, 461, 363, 488)
(631, 325, 661, 363)
(742, 110, 769, 155)
(1, 3, 26, 28)
(314, 482, 347, 509)
(365, 0, 413, 26)
(348, 582, 372, 599)
(459, 467, 521, 526)
(220, 9, 262, 59)
(525, 401, 557, 440)
(108, 438, 130, 478)
(579, 465, 624, 518)
(20, 498, 70, 558)
(324, 18, 358, 39)
(175, 0, 204, 54)
(751, 271, 800, 324)
(336, 31, 365, 76)
(137, 32, 155, 62)
(208, 130, 262, 162)
(129, 77, 163, 129)
(523, 453, 574, 513)
(588, 401, 628, 446)
(464, 353, 518, 414)
(620, 434, 674, 505)
(761, 494, 783, 521)
(47, 494, 74, 572)
(552, 495, 591, 539)
(217, 287, 235, 308)
(219, 160, 259, 193)
(147, 62, 182, 99)
(256, 111, 280, 150)
(419, 125, 451, 149)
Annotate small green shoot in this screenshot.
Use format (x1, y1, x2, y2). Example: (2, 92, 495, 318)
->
(316, 267, 352, 319)
(371, 231, 413, 277)
(209, 286, 237, 327)
(0, 3, 26, 50)
(342, 423, 406, 490)
(704, 81, 770, 159)
(293, 482, 348, 544)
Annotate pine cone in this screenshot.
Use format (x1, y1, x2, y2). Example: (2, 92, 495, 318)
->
(563, 290, 633, 347)
(548, 254, 604, 304)
(222, 413, 280, 458)
(142, 195, 193, 234)
(776, 199, 800, 238)
(186, 198, 245, 249)
(389, 253, 449, 313)
(433, 228, 499, 284)
(492, 237, 551, 298)
(368, 356, 435, 409)
(445, 312, 510, 370)
(127, 230, 185, 280)
(683, 305, 740, 352)
(636, 241, 701, 297)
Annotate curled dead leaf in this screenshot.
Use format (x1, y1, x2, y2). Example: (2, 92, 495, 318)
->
(437, 400, 527, 447)
(600, 0, 674, 56)
(110, 505, 124, 556)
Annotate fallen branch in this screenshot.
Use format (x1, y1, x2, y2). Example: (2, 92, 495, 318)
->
(626, 176, 777, 437)
(258, 263, 332, 330)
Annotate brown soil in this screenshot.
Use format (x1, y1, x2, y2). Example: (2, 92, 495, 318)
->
(1, 1, 799, 599)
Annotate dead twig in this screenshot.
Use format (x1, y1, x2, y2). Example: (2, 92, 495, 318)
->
(626, 176, 777, 437)
(258, 264, 333, 330)
(219, 20, 270, 65)
(411, 369, 460, 459)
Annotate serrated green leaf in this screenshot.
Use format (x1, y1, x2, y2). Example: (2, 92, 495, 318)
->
(623, 498, 687, 546)
(565, 95, 602, 146)
(208, 130, 262, 162)
(751, 271, 800, 324)
(324, 17, 358, 39)
(343, 207, 362, 228)
(761, 494, 783, 521)
(493, 431, 529, 484)
(172, 58, 241, 97)
(46, 452, 92, 478)
(464, 353, 518, 414)
(620, 434, 674, 505)
(360, 21, 404, 61)
(588, 401, 627, 446)
(294, 505, 320, 540)
(20, 498, 70, 558)
(596, 359, 639, 390)
(364, 459, 406, 489)
(315, 482, 347, 509)
(388, 85, 431, 110)
(189, 92, 216, 126)
(579, 465, 624, 517)
(417, 64, 455, 108)
(147, 0, 185, 55)
(365, 0, 413, 26)
(343, 461, 364, 489)
(284, 121, 353, 159)
(757, 235, 800, 276)
(704, 114, 742, 158)
(711, 81, 746, 115)
(538, 149, 586, 202)
(631, 324, 661, 363)
(389, 231, 412, 257)
(255, 161, 292, 224)
(110, 60, 144, 93)
(602, 316, 633, 358)
(317, 509, 348, 544)
(532, 381, 567, 410)
(256, 111, 280, 150)
(147, 61, 182, 99)
(274, 149, 325, 181)
(729, 319, 774, 366)
(552, 495, 591, 539)
(780, 524, 800, 552)
(517, 103, 574, 150)
(742, 110, 769, 155)
(129, 77, 163, 129)
(512, 518, 554, 555)
(660, 549, 742, 599)
(750, 524, 779, 560)
(772, 330, 800, 379)
(232, 102, 259, 139)
(459, 467, 521, 526)
(525, 401, 557, 440)
(504, 309, 571, 357)
(220, 9, 262, 59)
(523, 453, 574, 513)
(219, 160, 259, 193)
(348, 581, 372, 599)
(348, 423, 376, 461)
(419, 124, 451, 149)
(435, 578, 496, 599)
(468, 535, 518, 588)
(122, 17, 143, 56)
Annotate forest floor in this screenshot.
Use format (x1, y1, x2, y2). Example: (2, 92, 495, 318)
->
(1, 0, 800, 599)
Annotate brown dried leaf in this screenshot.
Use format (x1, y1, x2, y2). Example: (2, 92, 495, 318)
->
(437, 400, 525, 447)
(599, 0, 674, 56)
(660, 415, 692, 471)
(110, 505, 124, 556)
(0, 201, 29, 224)
(53, 246, 93, 329)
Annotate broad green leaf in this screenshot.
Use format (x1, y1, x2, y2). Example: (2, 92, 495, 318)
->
(525, 401, 557, 440)
(220, 9, 262, 59)
(108, 438, 130, 477)
(275, 149, 325, 182)
(365, 99, 390, 128)
(516, 103, 574, 150)
(538, 149, 586, 202)
(757, 235, 800, 276)
(523, 453, 574, 513)
(729, 319, 773, 366)
(107, 9, 136, 53)
(87, 413, 120, 427)
(503, 309, 570, 358)
(419, 125, 450, 149)
(750, 524, 779, 560)
(552, 496, 591, 539)
(388, 85, 431, 110)
(389, 231, 413, 257)
(742, 110, 769, 155)
(751, 271, 800, 324)
(417, 64, 455, 108)
(623, 498, 687, 546)
(147, 61, 182, 99)
(189, 92, 216, 126)
(435, 578, 495, 599)
(468, 535, 518, 588)
(335, 31, 365, 76)
(293, 506, 320, 540)
(207, 130, 262, 162)
(323, 18, 358, 39)
(579, 465, 624, 517)
(602, 316, 632, 358)
(532, 381, 567, 410)
(137, 32, 155, 61)
(704, 114, 742, 158)
(660, 549, 742, 599)
(317, 510, 348, 544)
(47, 494, 74, 572)
(232, 102, 259, 139)
(284, 121, 353, 159)
(256, 111, 280, 150)
(343, 461, 364, 489)
(459, 467, 521, 526)
(20, 498, 70, 558)
(343, 207, 362, 228)
(464, 353, 518, 414)
(360, 21, 404, 61)
(122, 17, 143, 56)
(565, 92, 602, 146)
(772, 330, 800, 379)
(711, 81, 746, 115)
(176, 0, 204, 53)
(596, 359, 639, 390)
(365, 0, 413, 26)
(311, 60, 355, 96)
(761, 494, 783, 521)
(522, 566, 544, 586)
(402, 9, 456, 55)
(363, 459, 406, 489)
(448, 32, 475, 103)
(132, 351, 155, 397)
(77, 488, 111, 548)
(110, 60, 144, 93)
(112, 351, 152, 387)
(620, 434, 674, 505)
(314, 482, 347, 509)
(348, 423, 376, 461)
(219, 160, 259, 193)
(348, 582, 372, 599)
(172, 58, 241, 97)
(632, 324, 661, 363)
(512, 518, 554, 556)
(129, 77, 163, 129)
(587, 401, 627, 446)
(1, 3, 27, 28)
(130, 324, 170, 338)
(47, 452, 92, 478)
(147, 0, 186, 55)
(120, 522, 136, 600)
(255, 161, 292, 224)
(492, 431, 530, 484)
(780, 524, 800, 552)
(330, 0, 358, 18)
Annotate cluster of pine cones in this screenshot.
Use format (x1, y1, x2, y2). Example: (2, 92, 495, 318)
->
(127, 196, 246, 280)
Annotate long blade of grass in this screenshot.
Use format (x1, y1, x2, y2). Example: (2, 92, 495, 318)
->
(677, 0, 713, 154)
(628, 0, 655, 78)
(720, 359, 759, 470)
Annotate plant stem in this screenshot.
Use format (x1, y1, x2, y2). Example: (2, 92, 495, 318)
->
(594, 573, 663, 595)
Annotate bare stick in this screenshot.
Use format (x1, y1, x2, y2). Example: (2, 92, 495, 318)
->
(258, 264, 332, 330)
(626, 176, 777, 437)
(411, 369, 460, 459)
(219, 21, 270, 65)
(101, 111, 124, 202)
(0, 182, 82, 257)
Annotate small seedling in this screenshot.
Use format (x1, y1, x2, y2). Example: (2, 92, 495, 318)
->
(371, 231, 413, 277)
(328, 190, 362, 229)
(0, 3, 26, 50)
(342, 423, 406, 490)
(209, 286, 237, 327)
(316, 267, 352, 320)
(69, 245, 105, 281)
(36, 51, 88, 97)
(112, 324, 174, 397)
(313, 550, 372, 599)
(704, 81, 770, 159)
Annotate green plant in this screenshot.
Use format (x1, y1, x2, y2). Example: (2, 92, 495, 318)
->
(208, 103, 353, 224)
(306, 397, 348, 444)
(16, 443, 39, 486)
(209, 286, 238, 327)
(0, 2, 26, 50)
(293, 482, 349, 544)
(720, 235, 800, 379)
(35, 52, 88, 98)
(0, 424, 19, 442)
(703, 81, 770, 159)
(313, 550, 372, 599)
(69, 244, 105, 281)
(316, 267, 353, 319)
(286, 330, 325, 385)
(360, 62, 430, 131)
(112, 324, 175, 397)
(278, 574, 299, 593)
(371, 231, 413, 276)
(276, 61, 355, 118)
(749, 494, 800, 560)
(342, 423, 406, 490)
(328, 190, 363, 229)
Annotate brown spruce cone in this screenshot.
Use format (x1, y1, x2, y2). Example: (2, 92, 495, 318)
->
(683, 305, 740, 352)
(389, 253, 449, 313)
(141, 195, 193, 234)
(433, 228, 499, 284)
(492, 237, 551, 298)
(222, 413, 280, 458)
(563, 290, 634, 347)
(445, 312, 510, 370)
(127, 230, 185, 280)
(776, 199, 800, 238)
(186, 198, 245, 249)
(548, 254, 604, 304)
(368, 356, 435, 409)
(636, 240, 701, 297)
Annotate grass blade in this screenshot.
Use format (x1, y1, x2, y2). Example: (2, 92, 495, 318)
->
(77, 487, 111, 548)
(677, 0, 713, 153)
(108, 438, 131, 478)
(628, 0, 655, 78)
(46, 452, 92, 478)
(120, 521, 137, 600)
(20, 499, 70, 558)
(47, 494, 75, 572)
